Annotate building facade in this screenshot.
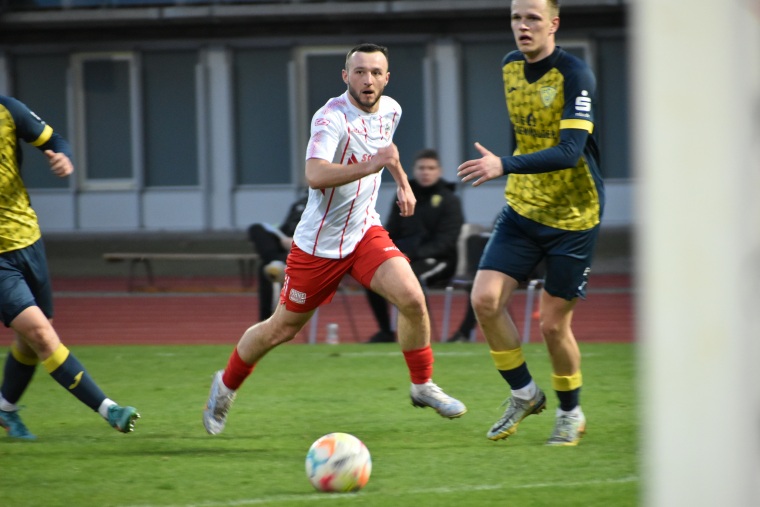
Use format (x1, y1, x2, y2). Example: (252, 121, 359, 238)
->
(0, 0, 630, 232)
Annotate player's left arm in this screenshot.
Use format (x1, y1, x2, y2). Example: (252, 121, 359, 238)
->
(375, 144, 415, 218)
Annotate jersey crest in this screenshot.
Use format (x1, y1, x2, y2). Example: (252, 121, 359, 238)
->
(540, 86, 558, 107)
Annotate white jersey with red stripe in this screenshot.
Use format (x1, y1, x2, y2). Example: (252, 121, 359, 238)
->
(294, 91, 401, 259)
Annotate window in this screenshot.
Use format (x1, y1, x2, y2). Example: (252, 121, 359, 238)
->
(72, 53, 139, 190)
(142, 51, 199, 187)
(597, 37, 630, 179)
(461, 40, 517, 168)
(233, 47, 291, 185)
(13, 53, 70, 189)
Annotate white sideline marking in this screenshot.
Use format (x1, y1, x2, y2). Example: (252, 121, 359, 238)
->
(337, 350, 482, 357)
(336, 350, 600, 359)
(119, 476, 637, 507)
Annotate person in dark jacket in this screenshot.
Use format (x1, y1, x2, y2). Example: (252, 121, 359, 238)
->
(366, 148, 464, 343)
(247, 193, 307, 321)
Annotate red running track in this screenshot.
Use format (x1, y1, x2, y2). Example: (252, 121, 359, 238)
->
(0, 274, 634, 346)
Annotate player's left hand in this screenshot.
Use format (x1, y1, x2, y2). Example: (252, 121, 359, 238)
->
(457, 142, 504, 186)
(45, 150, 74, 177)
(396, 184, 416, 217)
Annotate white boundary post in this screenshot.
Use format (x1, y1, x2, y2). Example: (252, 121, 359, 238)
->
(633, 1, 760, 505)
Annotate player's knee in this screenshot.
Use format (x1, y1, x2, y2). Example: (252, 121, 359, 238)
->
(19, 325, 58, 356)
(395, 290, 427, 320)
(471, 292, 500, 320)
(539, 315, 568, 342)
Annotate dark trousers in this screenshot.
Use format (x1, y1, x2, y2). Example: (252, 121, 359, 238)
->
(247, 224, 288, 321)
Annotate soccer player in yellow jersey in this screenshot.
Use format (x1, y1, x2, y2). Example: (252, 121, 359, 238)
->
(458, 0, 604, 446)
(0, 95, 139, 439)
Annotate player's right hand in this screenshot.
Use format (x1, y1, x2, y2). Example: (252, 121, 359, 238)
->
(457, 142, 503, 186)
(45, 150, 74, 177)
(373, 144, 401, 174)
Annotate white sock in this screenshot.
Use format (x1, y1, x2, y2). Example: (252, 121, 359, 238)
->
(557, 406, 583, 418)
(511, 380, 537, 400)
(98, 398, 117, 419)
(0, 395, 17, 412)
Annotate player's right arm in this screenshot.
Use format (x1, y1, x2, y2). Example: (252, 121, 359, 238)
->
(304, 103, 387, 189)
(2, 96, 74, 178)
(305, 156, 385, 189)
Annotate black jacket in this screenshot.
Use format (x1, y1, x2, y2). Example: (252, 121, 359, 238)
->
(279, 195, 308, 238)
(384, 178, 464, 269)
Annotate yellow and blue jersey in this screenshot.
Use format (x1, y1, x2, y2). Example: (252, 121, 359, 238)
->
(0, 95, 69, 254)
(500, 47, 604, 231)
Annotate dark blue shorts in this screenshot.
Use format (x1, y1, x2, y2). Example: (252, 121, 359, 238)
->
(0, 239, 53, 327)
(479, 205, 600, 301)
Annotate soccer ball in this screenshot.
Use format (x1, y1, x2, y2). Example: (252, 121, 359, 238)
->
(305, 432, 372, 493)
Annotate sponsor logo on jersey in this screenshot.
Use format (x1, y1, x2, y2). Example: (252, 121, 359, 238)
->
(314, 118, 330, 126)
(575, 91, 592, 113)
(289, 288, 307, 305)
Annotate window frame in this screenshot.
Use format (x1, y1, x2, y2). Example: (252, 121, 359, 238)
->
(71, 51, 143, 191)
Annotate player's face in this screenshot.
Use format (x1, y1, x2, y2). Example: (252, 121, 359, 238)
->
(343, 51, 390, 113)
(511, 0, 559, 63)
(413, 157, 442, 188)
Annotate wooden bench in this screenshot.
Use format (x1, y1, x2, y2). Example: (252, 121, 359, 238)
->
(103, 252, 260, 291)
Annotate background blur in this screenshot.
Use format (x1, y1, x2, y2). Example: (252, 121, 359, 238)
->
(0, 0, 631, 239)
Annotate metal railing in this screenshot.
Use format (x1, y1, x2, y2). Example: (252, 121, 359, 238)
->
(6, 0, 389, 11)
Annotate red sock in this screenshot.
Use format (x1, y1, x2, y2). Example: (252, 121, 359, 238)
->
(222, 348, 255, 390)
(402, 346, 433, 384)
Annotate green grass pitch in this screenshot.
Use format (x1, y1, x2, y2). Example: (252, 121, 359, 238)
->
(0, 342, 637, 507)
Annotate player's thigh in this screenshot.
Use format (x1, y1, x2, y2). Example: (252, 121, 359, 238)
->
(368, 257, 424, 308)
(471, 269, 519, 312)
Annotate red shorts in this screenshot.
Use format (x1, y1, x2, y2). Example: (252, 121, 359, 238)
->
(279, 226, 407, 313)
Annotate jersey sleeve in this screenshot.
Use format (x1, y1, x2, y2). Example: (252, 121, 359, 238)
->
(501, 128, 588, 174)
(305, 106, 343, 163)
(2, 96, 52, 146)
(559, 60, 596, 132)
(1, 96, 73, 159)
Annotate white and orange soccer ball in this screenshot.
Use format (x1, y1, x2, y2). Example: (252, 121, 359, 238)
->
(305, 432, 372, 493)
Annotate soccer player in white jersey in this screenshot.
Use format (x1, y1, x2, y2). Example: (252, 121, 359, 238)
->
(203, 43, 467, 435)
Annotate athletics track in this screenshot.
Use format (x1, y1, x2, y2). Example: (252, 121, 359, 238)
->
(27, 273, 633, 346)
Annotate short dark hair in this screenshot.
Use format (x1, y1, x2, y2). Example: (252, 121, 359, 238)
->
(345, 43, 390, 70)
(414, 148, 440, 163)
